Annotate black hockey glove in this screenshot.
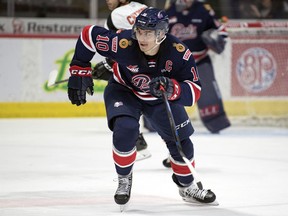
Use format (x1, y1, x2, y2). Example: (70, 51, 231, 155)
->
(68, 63, 94, 106)
(92, 58, 114, 81)
(149, 77, 181, 101)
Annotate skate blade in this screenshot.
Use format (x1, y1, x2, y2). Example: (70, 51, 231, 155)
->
(136, 149, 152, 161)
(119, 203, 129, 212)
(183, 198, 219, 206)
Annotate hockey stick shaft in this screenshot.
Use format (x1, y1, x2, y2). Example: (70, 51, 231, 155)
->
(54, 79, 68, 85)
(161, 88, 203, 189)
(47, 69, 69, 87)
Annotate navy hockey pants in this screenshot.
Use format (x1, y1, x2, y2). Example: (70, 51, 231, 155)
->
(104, 82, 195, 185)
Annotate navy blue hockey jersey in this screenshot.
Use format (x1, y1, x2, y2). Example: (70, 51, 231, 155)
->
(71, 25, 201, 107)
(166, 2, 227, 62)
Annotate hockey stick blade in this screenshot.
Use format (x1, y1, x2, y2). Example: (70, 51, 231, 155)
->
(47, 69, 68, 87)
(161, 88, 203, 189)
(47, 69, 59, 87)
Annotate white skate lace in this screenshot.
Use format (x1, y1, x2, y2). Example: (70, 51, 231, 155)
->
(116, 176, 131, 195)
(183, 186, 208, 200)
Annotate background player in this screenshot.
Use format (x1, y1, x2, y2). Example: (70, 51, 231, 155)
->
(166, 0, 230, 134)
(67, 7, 217, 208)
(162, 0, 231, 167)
(92, 0, 151, 161)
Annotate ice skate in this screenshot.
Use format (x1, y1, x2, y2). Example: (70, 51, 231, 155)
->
(172, 174, 219, 206)
(136, 133, 151, 161)
(162, 156, 171, 168)
(114, 173, 133, 211)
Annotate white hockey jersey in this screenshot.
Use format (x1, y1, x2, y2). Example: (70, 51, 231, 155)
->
(104, 1, 147, 30)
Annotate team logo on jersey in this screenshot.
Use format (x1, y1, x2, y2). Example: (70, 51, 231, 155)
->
(119, 38, 131, 48)
(170, 24, 197, 41)
(127, 65, 139, 73)
(132, 74, 150, 92)
(173, 43, 185, 52)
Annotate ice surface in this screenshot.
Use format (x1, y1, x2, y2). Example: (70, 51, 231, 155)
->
(0, 118, 288, 216)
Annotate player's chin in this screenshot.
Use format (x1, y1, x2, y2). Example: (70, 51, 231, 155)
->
(139, 45, 149, 52)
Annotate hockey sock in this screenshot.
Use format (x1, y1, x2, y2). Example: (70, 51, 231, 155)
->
(112, 116, 139, 175)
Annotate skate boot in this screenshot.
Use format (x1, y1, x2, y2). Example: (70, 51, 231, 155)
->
(114, 173, 133, 208)
(162, 156, 171, 168)
(172, 174, 218, 205)
(136, 133, 151, 161)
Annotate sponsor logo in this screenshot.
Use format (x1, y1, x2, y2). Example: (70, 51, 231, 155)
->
(112, 36, 118, 53)
(70, 69, 92, 76)
(183, 49, 192, 61)
(15, 19, 84, 34)
(126, 65, 139, 73)
(199, 105, 219, 118)
(114, 101, 123, 107)
(12, 19, 24, 34)
(175, 119, 190, 130)
(236, 47, 277, 93)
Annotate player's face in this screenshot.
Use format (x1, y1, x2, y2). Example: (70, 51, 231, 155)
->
(105, 0, 120, 11)
(135, 28, 159, 55)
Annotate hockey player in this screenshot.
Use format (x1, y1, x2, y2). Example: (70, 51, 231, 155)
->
(162, 0, 231, 167)
(167, 0, 230, 134)
(67, 7, 217, 208)
(92, 0, 151, 161)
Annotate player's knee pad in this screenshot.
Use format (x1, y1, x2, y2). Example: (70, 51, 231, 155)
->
(113, 116, 139, 152)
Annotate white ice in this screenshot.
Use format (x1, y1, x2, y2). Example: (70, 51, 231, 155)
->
(0, 117, 288, 216)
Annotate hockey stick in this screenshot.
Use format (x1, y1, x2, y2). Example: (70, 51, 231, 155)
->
(160, 87, 203, 189)
(47, 69, 68, 87)
(47, 67, 109, 87)
(48, 78, 68, 87)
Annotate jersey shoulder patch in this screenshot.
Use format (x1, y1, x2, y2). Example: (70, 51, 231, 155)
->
(204, 4, 215, 16)
(204, 4, 212, 11)
(119, 38, 133, 49)
(173, 43, 186, 53)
